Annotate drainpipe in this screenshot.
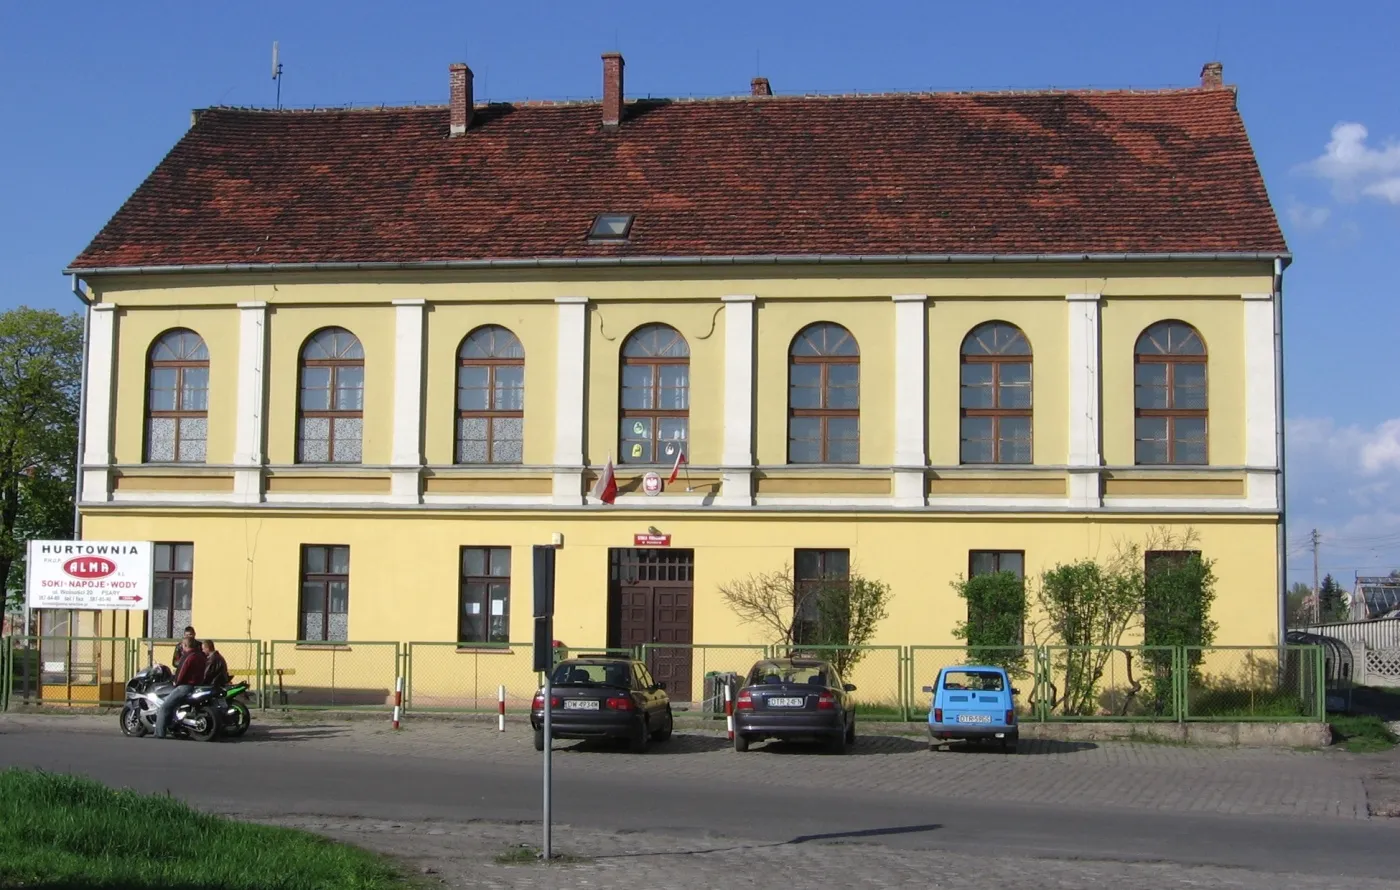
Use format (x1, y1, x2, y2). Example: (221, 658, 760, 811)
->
(1273, 258, 1287, 650)
(70, 274, 90, 543)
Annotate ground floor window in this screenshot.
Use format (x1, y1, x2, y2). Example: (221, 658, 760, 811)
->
(299, 545, 349, 642)
(966, 550, 1026, 646)
(150, 542, 194, 639)
(793, 548, 850, 646)
(459, 547, 511, 644)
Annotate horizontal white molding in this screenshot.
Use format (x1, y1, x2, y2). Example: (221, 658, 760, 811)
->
(422, 494, 554, 507)
(755, 496, 898, 508)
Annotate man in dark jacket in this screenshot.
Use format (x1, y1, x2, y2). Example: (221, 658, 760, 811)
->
(172, 626, 196, 670)
(201, 640, 230, 688)
(156, 640, 207, 739)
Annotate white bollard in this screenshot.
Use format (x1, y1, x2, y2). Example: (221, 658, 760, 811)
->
(392, 676, 404, 730)
(498, 684, 506, 732)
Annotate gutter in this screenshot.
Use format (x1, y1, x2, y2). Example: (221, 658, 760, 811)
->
(63, 251, 1294, 277)
(70, 274, 91, 542)
(1273, 257, 1288, 649)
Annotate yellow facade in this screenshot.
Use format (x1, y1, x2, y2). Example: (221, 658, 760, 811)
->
(72, 260, 1284, 708)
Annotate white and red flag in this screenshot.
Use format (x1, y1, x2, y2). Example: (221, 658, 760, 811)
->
(667, 448, 687, 484)
(591, 455, 618, 504)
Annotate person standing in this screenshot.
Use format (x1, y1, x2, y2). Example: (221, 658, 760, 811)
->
(155, 639, 206, 739)
(172, 626, 197, 670)
(201, 640, 230, 688)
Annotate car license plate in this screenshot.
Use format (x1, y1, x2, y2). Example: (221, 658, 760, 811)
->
(563, 700, 600, 710)
(956, 714, 992, 724)
(768, 697, 804, 708)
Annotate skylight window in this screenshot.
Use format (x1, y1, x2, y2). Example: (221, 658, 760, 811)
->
(589, 213, 635, 241)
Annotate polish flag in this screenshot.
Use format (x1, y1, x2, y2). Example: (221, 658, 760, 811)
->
(591, 455, 618, 504)
(667, 449, 687, 484)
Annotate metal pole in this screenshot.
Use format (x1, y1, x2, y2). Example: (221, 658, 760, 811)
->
(542, 670, 552, 859)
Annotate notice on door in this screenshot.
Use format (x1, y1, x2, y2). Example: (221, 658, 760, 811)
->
(25, 540, 153, 611)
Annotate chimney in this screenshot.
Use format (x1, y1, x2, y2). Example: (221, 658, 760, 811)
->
(751, 77, 772, 97)
(450, 63, 473, 136)
(602, 52, 624, 128)
(1200, 61, 1223, 89)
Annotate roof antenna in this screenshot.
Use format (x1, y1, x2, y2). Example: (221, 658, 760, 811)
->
(272, 41, 284, 109)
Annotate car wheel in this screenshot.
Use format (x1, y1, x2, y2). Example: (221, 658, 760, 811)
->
(1002, 737, 1017, 755)
(928, 740, 942, 752)
(651, 707, 674, 742)
(629, 718, 650, 754)
(845, 718, 856, 746)
(533, 729, 545, 752)
(734, 732, 749, 753)
(827, 730, 848, 755)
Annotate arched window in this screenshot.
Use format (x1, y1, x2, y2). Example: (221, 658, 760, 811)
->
(788, 322, 859, 463)
(297, 328, 364, 464)
(145, 329, 209, 463)
(960, 322, 1032, 464)
(457, 325, 525, 464)
(619, 324, 689, 464)
(1135, 321, 1207, 465)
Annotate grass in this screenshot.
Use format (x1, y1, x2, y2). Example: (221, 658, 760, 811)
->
(494, 845, 589, 865)
(0, 768, 410, 889)
(1328, 715, 1399, 754)
(1186, 689, 1310, 719)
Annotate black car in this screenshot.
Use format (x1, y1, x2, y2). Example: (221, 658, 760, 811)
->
(732, 657, 856, 753)
(531, 656, 673, 753)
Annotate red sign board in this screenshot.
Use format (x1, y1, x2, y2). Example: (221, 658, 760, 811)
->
(633, 534, 671, 547)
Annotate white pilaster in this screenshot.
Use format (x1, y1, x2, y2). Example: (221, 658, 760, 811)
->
(553, 297, 588, 505)
(1243, 291, 1279, 509)
(892, 294, 928, 506)
(1066, 293, 1102, 509)
(80, 304, 116, 503)
(718, 295, 756, 506)
(389, 299, 426, 504)
(232, 302, 268, 503)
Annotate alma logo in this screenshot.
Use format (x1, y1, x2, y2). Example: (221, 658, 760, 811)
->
(62, 557, 116, 579)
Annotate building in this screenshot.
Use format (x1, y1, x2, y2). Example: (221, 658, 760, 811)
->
(63, 55, 1288, 703)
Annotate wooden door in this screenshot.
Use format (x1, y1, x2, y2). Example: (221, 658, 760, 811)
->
(611, 549, 695, 702)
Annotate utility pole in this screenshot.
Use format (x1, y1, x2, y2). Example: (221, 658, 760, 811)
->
(1311, 528, 1321, 624)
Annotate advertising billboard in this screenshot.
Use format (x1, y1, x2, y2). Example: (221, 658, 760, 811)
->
(24, 540, 153, 611)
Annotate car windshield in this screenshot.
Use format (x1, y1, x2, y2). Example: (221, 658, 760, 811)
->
(551, 662, 631, 688)
(747, 662, 832, 687)
(942, 670, 1005, 691)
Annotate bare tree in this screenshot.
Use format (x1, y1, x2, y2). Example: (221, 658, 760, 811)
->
(717, 566, 800, 646)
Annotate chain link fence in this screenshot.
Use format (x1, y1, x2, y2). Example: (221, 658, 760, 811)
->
(4, 636, 130, 707)
(266, 641, 400, 710)
(771, 644, 906, 720)
(637, 644, 768, 716)
(405, 642, 542, 713)
(1039, 646, 1181, 721)
(1184, 646, 1324, 721)
(908, 646, 1037, 716)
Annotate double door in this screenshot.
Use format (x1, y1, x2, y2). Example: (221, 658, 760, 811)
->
(610, 548, 694, 702)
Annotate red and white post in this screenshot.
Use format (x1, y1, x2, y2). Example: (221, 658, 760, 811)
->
(724, 680, 734, 741)
(392, 676, 404, 730)
(497, 684, 506, 732)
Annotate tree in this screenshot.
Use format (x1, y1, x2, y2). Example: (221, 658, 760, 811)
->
(1318, 574, 1348, 623)
(951, 570, 1028, 675)
(718, 564, 893, 676)
(0, 307, 84, 624)
(1286, 581, 1313, 628)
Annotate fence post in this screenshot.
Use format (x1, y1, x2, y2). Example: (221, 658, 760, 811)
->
(1, 636, 10, 712)
(1314, 644, 1326, 720)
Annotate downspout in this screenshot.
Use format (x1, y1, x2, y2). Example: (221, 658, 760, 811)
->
(70, 274, 90, 542)
(1273, 258, 1287, 649)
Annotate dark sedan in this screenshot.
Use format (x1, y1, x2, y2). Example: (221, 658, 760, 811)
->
(530, 656, 673, 753)
(733, 657, 856, 753)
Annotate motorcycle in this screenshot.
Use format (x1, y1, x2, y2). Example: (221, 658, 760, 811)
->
(118, 664, 238, 742)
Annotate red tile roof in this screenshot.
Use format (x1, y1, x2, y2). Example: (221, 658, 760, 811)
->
(68, 88, 1287, 272)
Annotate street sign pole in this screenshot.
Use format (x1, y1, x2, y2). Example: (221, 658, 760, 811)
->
(532, 544, 557, 860)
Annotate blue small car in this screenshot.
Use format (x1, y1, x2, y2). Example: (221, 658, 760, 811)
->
(923, 665, 1018, 753)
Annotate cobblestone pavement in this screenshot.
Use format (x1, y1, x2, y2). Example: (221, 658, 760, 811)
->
(261, 815, 1400, 889)
(1, 711, 1375, 819)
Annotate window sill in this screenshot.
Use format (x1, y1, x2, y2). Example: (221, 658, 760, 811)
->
(455, 646, 514, 654)
(294, 644, 352, 651)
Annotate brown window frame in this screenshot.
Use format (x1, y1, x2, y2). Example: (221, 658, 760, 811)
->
(968, 550, 1025, 579)
(1134, 321, 1208, 466)
(459, 546, 511, 645)
(145, 330, 209, 463)
(456, 326, 525, 464)
(150, 542, 194, 639)
(619, 324, 690, 465)
(793, 548, 851, 645)
(788, 323, 860, 464)
(299, 544, 350, 643)
(297, 328, 365, 465)
(960, 322, 1032, 465)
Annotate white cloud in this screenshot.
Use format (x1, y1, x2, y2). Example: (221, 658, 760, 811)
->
(1288, 416, 1400, 476)
(1302, 122, 1400, 204)
(1286, 201, 1331, 230)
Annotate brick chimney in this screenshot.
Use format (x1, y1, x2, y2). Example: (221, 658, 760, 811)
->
(751, 77, 772, 97)
(1200, 61, 1223, 89)
(602, 52, 624, 128)
(450, 63, 473, 136)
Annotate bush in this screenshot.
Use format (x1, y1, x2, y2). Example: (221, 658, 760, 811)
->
(952, 571, 1027, 675)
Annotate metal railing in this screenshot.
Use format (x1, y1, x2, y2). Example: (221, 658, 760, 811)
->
(1182, 646, 1325, 721)
(265, 641, 401, 710)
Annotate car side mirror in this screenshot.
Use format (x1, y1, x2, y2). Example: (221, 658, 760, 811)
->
(1012, 687, 1021, 696)
(921, 685, 934, 694)
(843, 683, 857, 692)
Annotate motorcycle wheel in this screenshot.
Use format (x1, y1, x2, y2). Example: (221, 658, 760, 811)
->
(186, 705, 221, 742)
(224, 700, 251, 738)
(119, 704, 147, 738)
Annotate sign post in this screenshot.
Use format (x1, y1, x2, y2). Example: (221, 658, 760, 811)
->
(531, 544, 557, 859)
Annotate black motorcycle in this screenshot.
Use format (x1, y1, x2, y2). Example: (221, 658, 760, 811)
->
(119, 664, 241, 742)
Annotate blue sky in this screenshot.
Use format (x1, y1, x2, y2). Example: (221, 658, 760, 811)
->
(1, 1, 1396, 586)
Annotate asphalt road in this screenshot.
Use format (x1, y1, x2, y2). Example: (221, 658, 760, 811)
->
(3, 723, 1399, 883)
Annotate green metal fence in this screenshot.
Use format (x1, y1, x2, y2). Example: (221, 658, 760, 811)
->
(1038, 646, 1182, 721)
(1, 636, 12, 712)
(909, 646, 1038, 717)
(4, 635, 132, 708)
(638, 643, 769, 716)
(266, 641, 400, 710)
(404, 642, 543, 713)
(1182, 645, 1324, 721)
(771, 644, 906, 720)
